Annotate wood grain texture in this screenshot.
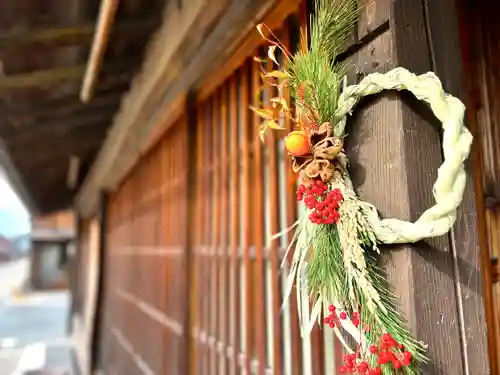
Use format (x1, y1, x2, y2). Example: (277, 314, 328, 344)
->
(183, 93, 197, 375)
(357, 0, 390, 41)
(241, 61, 255, 374)
(264, 56, 283, 375)
(251, 57, 267, 375)
(423, 0, 490, 373)
(0, 18, 157, 50)
(345, 1, 472, 373)
(228, 74, 241, 375)
(210, 93, 221, 375)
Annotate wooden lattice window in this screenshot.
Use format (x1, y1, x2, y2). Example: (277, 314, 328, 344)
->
(190, 9, 346, 375)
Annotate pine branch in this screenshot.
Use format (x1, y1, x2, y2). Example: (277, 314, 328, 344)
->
(361, 249, 428, 374)
(306, 220, 428, 373)
(285, 0, 358, 127)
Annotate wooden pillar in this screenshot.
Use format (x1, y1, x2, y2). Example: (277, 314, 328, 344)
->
(30, 243, 42, 290)
(347, 1, 488, 374)
(90, 191, 109, 372)
(182, 90, 197, 375)
(70, 214, 84, 319)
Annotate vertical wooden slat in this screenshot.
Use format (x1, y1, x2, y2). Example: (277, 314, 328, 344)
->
(211, 93, 221, 375)
(229, 73, 241, 375)
(155, 146, 163, 375)
(283, 16, 302, 375)
(251, 54, 267, 375)
(219, 85, 230, 375)
(241, 60, 255, 374)
(176, 127, 184, 374)
(201, 104, 212, 375)
(192, 106, 204, 375)
(164, 138, 172, 375)
(207, 105, 213, 375)
(264, 56, 283, 375)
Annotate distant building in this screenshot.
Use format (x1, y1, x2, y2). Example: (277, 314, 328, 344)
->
(11, 233, 31, 255)
(29, 210, 75, 290)
(0, 235, 16, 262)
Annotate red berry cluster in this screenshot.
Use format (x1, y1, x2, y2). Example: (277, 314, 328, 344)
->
(323, 305, 360, 328)
(296, 181, 343, 224)
(340, 354, 375, 374)
(372, 333, 412, 369)
(338, 334, 412, 374)
(324, 305, 414, 374)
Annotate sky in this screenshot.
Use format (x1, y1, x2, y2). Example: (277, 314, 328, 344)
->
(0, 169, 30, 237)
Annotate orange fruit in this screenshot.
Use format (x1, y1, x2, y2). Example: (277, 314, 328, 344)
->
(285, 130, 310, 156)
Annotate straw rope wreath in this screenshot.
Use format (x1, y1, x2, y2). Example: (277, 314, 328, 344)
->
(274, 67, 472, 246)
(331, 67, 472, 244)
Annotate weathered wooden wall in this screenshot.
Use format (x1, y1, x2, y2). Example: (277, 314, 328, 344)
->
(89, 0, 491, 374)
(33, 210, 75, 230)
(339, 0, 489, 373)
(100, 118, 189, 375)
(458, 1, 500, 373)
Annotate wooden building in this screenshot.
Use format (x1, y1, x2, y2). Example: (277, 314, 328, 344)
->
(1, 0, 499, 374)
(30, 210, 75, 290)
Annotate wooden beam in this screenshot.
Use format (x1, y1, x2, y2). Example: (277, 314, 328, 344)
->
(4, 109, 113, 142)
(12, 144, 100, 170)
(0, 65, 85, 91)
(4, 94, 121, 128)
(0, 80, 129, 115)
(0, 60, 136, 91)
(30, 187, 76, 215)
(9, 145, 103, 169)
(0, 18, 157, 51)
(80, 0, 120, 103)
(67, 155, 81, 190)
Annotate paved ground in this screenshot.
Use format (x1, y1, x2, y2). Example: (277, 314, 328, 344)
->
(0, 259, 75, 375)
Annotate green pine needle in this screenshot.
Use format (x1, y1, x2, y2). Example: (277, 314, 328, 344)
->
(286, 0, 358, 127)
(282, 0, 428, 372)
(305, 221, 427, 374)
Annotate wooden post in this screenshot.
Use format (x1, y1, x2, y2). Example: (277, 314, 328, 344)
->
(346, 1, 489, 374)
(90, 192, 109, 372)
(181, 91, 197, 375)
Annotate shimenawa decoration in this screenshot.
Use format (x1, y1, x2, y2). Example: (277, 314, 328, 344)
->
(251, 0, 472, 374)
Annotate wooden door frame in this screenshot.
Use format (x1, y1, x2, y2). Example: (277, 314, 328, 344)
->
(90, 192, 109, 372)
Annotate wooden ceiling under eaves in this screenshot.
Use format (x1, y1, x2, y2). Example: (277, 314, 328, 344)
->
(0, 0, 165, 214)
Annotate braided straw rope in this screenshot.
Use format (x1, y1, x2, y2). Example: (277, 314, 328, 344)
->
(334, 67, 473, 244)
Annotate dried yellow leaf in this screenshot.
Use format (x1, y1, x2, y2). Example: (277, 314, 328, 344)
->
(268, 45, 279, 66)
(264, 70, 289, 80)
(259, 128, 267, 142)
(249, 106, 276, 120)
(267, 121, 284, 130)
(256, 24, 266, 39)
(270, 96, 290, 111)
